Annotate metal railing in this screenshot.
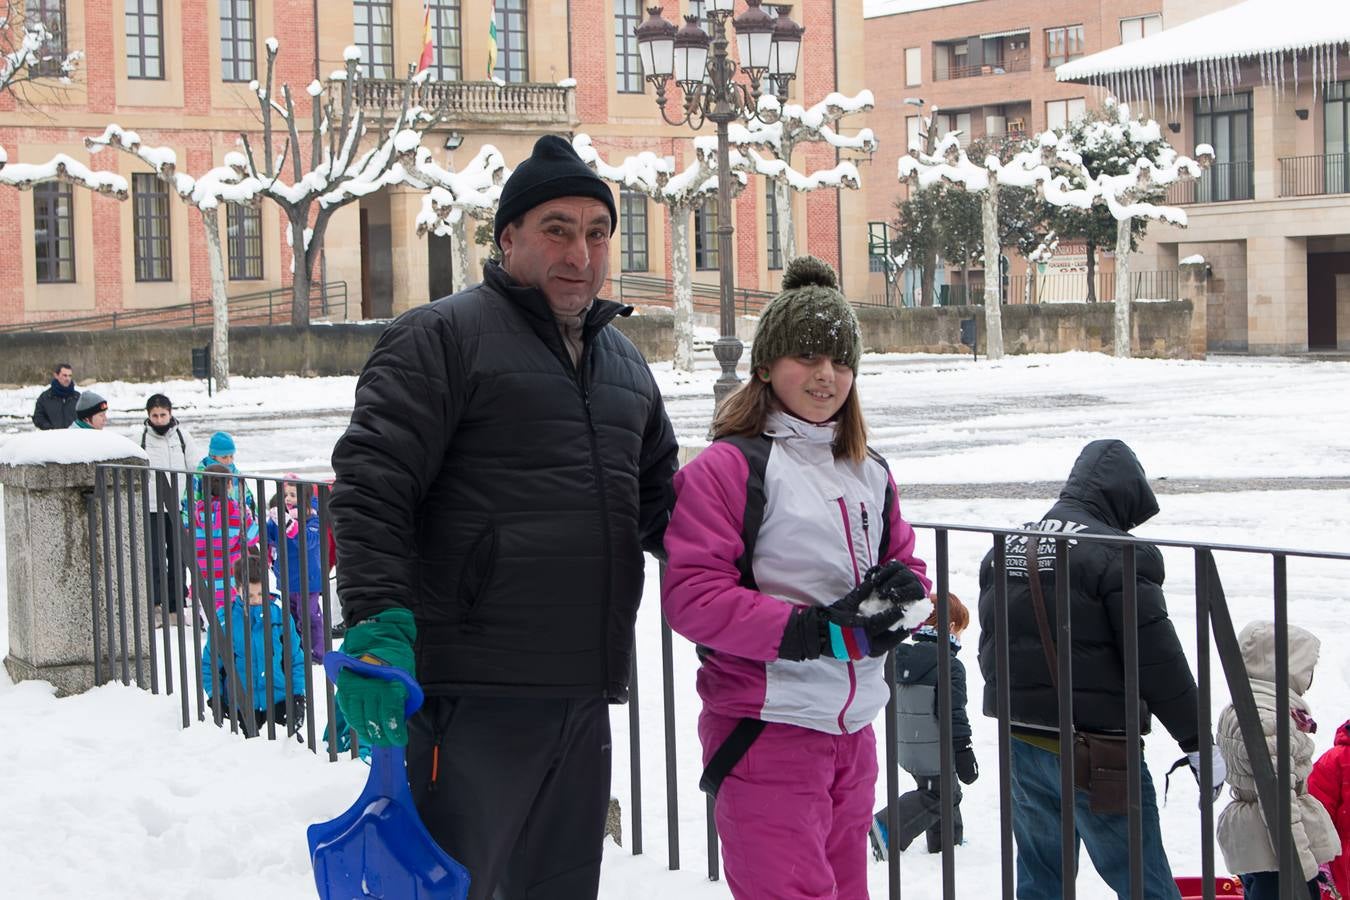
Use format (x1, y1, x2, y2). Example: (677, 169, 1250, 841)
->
(0, 281, 348, 334)
(87, 464, 1344, 898)
(1279, 153, 1350, 197)
(1006, 269, 1180, 304)
(349, 79, 576, 126)
(1167, 161, 1255, 205)
(605, 273, 778, 317)
(934, 56, 1031, 81)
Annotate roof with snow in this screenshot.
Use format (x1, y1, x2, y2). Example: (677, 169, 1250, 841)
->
(864, 0, 981, 19)
(1057, 0, 1350, 80)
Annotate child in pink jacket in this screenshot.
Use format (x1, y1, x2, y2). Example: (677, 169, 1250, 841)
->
(663, 258, 931, 900)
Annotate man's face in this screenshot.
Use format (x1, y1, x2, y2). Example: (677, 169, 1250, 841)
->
(499, 197, 612, 316)
(88, 411, 108, 430)
(148, 407, 172, 427)
(55, 367, 72, 388)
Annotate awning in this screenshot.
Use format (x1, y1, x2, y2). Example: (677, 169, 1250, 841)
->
(978, 28, 1030, 40)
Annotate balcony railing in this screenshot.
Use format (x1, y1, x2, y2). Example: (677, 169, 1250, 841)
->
(1279, 153, 1350, 197)
(1166, 160, 1254, 205)
(934, 56, 1031, 81)
(348, 79, 577, 127)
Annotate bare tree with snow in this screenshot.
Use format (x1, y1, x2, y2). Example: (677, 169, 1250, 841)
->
(899, 128, 1101, 360)
(0, 2, 81, 99)
(85, 125, 267, 389)
(573, 134, 748, 372)
(238, 39, 446, 326)
(1062, 99, 1211, 358)
(726, 91, 877, 261)
(411, 145, 511, 294)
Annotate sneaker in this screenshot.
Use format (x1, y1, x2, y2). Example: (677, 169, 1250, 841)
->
(869, 813, 889, 862)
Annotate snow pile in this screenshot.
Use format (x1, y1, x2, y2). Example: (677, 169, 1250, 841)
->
(0, 430, 148, 466)
(411, 145, 511, 237)
(1181, 254, 1206, 265)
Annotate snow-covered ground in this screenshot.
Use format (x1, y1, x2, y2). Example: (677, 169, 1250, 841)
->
(2, 351, 1349, 898)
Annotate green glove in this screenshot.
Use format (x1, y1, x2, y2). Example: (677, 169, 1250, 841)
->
(334, 607, 417, 747)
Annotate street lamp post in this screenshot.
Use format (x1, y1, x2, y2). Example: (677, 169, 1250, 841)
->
(637, 2, 804, 407)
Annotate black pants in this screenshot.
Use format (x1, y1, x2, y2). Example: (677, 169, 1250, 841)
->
(407, 695, 611, 900)
(1239, 871, 1322, 900)
(147, 512, 183, 613)
(883, 775, 964, 852)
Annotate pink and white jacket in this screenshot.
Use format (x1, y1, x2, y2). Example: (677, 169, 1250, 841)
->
(662, 411, 930, 735)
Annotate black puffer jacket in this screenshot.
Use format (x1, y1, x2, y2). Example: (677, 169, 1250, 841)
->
(33, 384, 79, 430)
(894, 630, 971, 777)
(976, 439, 1200, 752)
(331, 262, 679, 701)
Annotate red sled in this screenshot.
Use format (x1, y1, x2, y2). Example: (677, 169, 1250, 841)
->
(1175, 876, 1244, 898)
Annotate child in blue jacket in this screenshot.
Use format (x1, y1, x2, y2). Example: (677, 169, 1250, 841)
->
(267, 478, 326, 662)
(202, 555, 307, 735)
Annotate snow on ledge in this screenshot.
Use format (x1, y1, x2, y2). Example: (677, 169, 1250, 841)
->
(0, 431, 148, 466)
(1056, 0, 1350, 80)
(1180, 254, 1206, 265)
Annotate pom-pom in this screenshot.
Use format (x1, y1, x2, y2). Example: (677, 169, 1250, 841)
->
(781, 255, 838, 292)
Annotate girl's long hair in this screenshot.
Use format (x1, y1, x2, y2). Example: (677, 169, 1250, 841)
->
(711, 372, 868, 463)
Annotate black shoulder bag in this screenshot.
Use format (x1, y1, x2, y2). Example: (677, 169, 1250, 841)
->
(1025, 544, 1130, 816)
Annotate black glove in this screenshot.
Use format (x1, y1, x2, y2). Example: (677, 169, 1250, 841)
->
(861, 564, 927, 657)
(777, 562, 919, 662)
(955, 742, 979, 784)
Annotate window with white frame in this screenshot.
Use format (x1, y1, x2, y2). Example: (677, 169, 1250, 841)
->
(615, 0, 644, 93)
(1045, 97, 1086, 131)
(905, 47, 921, 86)
(126, 0, 165, 79)
(694, 198, 719, 270)
(1119, 14, 1162, 44)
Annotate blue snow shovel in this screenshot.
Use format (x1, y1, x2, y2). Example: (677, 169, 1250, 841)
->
(308, 651, 471, 900)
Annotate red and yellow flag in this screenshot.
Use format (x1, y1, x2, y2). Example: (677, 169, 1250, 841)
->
(416, 0, 434, 74)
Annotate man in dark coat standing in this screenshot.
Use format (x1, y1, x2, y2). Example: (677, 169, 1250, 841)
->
(329, 134, 679, 900)
(976, 439, 1222, 899)
(32, 362, 79, 430)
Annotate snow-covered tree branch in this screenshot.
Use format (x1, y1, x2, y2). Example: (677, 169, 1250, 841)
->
(0, 4, 82, 99)
(726, 90, 877, 260)
(573, 134, 748, 372)
(85, 124, 269, 389)
(410, 144, 511, 293)
(237, 39, 447, 325)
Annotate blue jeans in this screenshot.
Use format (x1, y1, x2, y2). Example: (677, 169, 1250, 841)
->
(1010, 738, 1180, 900)
(1238, 872, 1321, 900)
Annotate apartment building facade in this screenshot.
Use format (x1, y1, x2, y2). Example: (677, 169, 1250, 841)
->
(862, 0, 1164, 306)
(0, 1, 871, 327)
(1059, 0, 1350, 353)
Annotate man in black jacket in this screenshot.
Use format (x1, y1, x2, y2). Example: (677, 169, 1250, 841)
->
(330, 134, 678, 900)
(32, 362, 79, 430)
(976, 439, 1221, 899)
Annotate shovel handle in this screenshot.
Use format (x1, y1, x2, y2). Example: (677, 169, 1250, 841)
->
(324, 650, 425, 719)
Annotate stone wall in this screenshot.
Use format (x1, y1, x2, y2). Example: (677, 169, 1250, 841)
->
(855, 300, 1197, 359)
(0, 302, 1198, 386)
(0, 312, 678, 386)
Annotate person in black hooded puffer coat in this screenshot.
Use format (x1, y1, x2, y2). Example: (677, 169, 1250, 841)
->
(976, 439, 1216, 900)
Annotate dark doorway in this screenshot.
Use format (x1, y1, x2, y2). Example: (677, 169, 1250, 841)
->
(358, 203, 394, 319)
(428, 233, 455, 301)
(1307, 252, 1350, 349)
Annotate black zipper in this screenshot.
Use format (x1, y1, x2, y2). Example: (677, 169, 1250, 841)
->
(577, 334, 614, 694)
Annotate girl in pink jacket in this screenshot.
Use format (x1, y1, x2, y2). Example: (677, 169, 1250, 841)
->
(663, 258, 931, 900)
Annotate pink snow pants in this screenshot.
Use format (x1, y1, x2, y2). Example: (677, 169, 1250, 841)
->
(700, 710, 878, 900)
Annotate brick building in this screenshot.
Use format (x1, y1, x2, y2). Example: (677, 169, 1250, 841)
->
(862, 0, 1165, 306)
(0, 1, 872, 327)
(864, 0, 1350, 353)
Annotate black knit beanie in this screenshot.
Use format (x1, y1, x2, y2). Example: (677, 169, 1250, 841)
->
(751, 257, 862, 374)
(493, 135, 618, 248)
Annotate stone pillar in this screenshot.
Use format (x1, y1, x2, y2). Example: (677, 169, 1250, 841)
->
(2, 450, 149, 696)
(389, 187, 431, 317)
(1179, 258, 1210, 360)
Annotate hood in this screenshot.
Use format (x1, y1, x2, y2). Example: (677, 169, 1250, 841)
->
(1059, 439, 1159, 531)
(1237, 621, 1320, 695)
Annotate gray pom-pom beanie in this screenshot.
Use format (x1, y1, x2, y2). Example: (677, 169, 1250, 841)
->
(750, 256, 861, 374)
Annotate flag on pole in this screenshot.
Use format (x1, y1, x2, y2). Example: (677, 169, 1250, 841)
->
(487, 6, 499, 79)
(416, 0, 434, 74)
